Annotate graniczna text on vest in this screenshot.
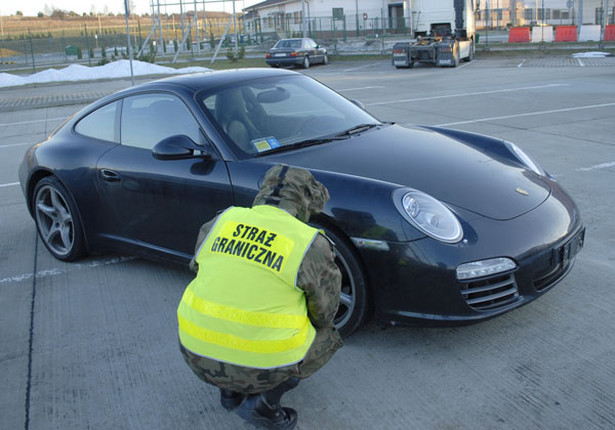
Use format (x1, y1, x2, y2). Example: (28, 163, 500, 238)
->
(208, 221, 296, 273)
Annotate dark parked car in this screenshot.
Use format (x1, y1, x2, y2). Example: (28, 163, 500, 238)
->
(265, 38, 328, 69)
(19, 68, 584, 336)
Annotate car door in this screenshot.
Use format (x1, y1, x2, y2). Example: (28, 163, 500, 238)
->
(305, 39, 321, 63)
(95, 92, 233, 260)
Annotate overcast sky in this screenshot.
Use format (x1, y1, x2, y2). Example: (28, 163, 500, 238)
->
(4, 0, 262, 17)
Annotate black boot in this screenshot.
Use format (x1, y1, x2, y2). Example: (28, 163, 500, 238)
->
(235, 394, 298, 430)
(265, 377, 300, 405)
(220, 389, 245, 411)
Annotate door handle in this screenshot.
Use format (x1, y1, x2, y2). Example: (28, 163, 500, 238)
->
(100, 169, 121, 182)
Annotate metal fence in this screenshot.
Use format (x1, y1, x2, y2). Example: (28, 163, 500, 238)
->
(247, 8, 614, 42)
(247, 15, 412, 42)
(0, 14, 242, 70)
(2, 7, 614, 71)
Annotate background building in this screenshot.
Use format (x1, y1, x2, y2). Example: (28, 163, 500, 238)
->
(242, 0, 612, 39)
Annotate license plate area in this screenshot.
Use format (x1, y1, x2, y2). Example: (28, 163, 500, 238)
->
(553, 228, 585, 267)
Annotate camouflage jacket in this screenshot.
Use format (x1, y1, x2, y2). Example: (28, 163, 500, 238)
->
(180, 165, 343, 393)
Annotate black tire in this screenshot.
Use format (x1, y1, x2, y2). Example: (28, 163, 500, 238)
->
(324, 228, 369, 337)
(302, 56, 310, 69)
(322, 54, 329, 65)
(32, 176, 86, 262)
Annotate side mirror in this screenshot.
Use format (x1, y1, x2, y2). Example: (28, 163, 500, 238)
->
(152, 135, 209, 160)
(350, 99, 366, 110)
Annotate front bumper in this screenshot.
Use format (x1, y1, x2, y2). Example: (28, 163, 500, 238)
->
(358, 183, 584, 326)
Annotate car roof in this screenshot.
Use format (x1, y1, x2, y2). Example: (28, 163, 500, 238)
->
(112, 67, 300, 98)
(153, 67, 299, 90)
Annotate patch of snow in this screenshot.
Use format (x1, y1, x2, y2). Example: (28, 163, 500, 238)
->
(571, 51, 613, 58)
(0, 60, 211, 88)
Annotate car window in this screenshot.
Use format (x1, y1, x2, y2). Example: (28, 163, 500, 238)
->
(256, 82, 338, 119)
(276, 39, 300, 49)
(74, 101, 120, 143)
(199, 74, 379, 157)
(120, 93, 201, 150)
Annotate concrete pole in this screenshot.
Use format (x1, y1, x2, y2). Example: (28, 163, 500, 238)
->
(124, 0, 135, 86)
(233, 0, 238, 53)
(202, 0, 207, 45)
(510, 0, 515, 27)
(302, 0, 307, 37)
(180, 0, 185, 53)
(158, 0, 163, 56)
(195, 0, 200, 53)
(601, 0, 609, 46)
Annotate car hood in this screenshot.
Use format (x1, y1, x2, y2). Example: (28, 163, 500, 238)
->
(268, 125, 551, 220)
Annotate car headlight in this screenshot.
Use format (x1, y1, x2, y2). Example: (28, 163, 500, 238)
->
(505, 141, 545, 176)
(394, 189, 463, 243)
(456, 257, 517, 280)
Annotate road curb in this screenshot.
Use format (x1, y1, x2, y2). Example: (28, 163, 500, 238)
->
(0, 90, 113, 112)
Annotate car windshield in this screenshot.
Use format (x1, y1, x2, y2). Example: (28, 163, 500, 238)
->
(199, 74, 381, 158)
(275, 39, 301, 49)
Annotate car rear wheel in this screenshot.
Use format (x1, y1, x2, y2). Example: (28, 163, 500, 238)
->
(324, 228, 369, 337)
(323, 54, 329, 65)
(33, 176, 86, 261)
(302, 56, 310, 69)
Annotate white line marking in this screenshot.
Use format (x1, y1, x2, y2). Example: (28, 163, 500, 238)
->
(517, 59, 527, 68)
(343, 63, 379, 72)
(339, 86, 386, 91)
(0, 256, 137, 285)
(366, 84, 568, 106)
(0, 182, 19, 188)
(577, 162, 615, 172)
(435, 102, 615, 126)
(576, 57, 585, 67)
(0, 117, 69, 127)
(0, 142, 33, 149)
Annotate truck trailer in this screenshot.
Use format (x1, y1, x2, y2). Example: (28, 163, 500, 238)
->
(392, 0, 476, 69)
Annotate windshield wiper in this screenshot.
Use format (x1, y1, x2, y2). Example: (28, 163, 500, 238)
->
(334, 123, 381, 137)
(255, 134, 349, 156)
(254, 124, 381, 157)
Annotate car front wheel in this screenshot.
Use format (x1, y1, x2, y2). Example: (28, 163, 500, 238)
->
(32, 176, 86, 261)
(324, 228, 369, 337)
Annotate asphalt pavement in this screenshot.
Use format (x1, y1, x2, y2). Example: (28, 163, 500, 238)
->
(1, 55, 614, 430)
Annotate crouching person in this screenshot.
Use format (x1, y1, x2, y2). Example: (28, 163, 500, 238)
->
(177, 165, 343, 429)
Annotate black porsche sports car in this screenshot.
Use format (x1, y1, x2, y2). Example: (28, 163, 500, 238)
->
(19, 68, 584, 336)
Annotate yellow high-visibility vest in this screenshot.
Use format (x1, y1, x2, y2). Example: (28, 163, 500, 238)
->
(177, 205, 320, 369)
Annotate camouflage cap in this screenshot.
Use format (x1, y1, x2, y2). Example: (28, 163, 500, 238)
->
(253, 165, 330, 222)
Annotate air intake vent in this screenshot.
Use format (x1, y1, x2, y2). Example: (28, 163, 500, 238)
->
(459, 274, 519, 310)
(533, 259, 573, 292)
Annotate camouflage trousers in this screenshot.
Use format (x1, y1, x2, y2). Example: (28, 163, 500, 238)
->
(180, 327, 343, 395)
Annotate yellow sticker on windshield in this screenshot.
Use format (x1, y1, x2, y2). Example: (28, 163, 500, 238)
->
(252, 136, 281, 153)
